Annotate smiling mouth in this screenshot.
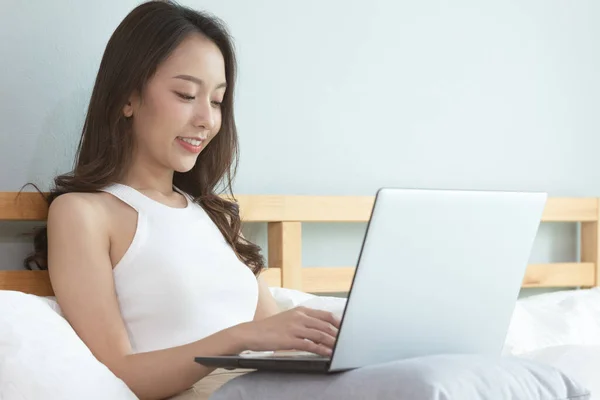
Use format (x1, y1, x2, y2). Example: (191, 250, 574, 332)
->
(176, 136, 205, 153)
(178, 137, 203, 146)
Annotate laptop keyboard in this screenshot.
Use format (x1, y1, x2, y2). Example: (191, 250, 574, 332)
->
(240, 351, 326, 359)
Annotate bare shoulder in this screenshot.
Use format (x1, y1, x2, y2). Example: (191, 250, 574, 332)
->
(47, 191, 119, 227)
(46, 192, 116, 260)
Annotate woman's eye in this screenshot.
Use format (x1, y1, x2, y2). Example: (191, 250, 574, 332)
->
(211, 100, 222, 107)
(175, 92, 195, 101)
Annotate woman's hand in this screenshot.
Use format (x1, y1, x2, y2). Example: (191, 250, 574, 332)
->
(234, 306, 341, 357)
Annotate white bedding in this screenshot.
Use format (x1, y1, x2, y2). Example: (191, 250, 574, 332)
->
(519, 345, 600, 399)
(0, 291, 137, 400)
(504, 288, 600, 355)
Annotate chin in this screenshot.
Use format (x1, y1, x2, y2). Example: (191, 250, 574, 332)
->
(173, 164, 196, 174)
(171, 158, 198, 174)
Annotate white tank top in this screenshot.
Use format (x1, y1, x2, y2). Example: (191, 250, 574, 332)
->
(99, 183, 259, 354)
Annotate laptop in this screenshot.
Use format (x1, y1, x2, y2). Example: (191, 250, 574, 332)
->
(195, 188, 547, 373)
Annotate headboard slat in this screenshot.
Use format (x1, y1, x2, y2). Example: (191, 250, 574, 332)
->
(0, 192, 48, 221)
(1, 192, 599, 223)
(581, 199, 600, 286)
(1, 191, 599, 294)
(268, 222, 303, 290)
(0, 271, 53, 296)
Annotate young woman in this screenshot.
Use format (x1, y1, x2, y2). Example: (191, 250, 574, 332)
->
(24, 1, 339, 399)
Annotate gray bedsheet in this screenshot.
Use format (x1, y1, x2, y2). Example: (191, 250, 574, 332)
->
(210, 354, 591, 400)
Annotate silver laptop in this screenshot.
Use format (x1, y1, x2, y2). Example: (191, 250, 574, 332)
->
(195, 188, 547, 373)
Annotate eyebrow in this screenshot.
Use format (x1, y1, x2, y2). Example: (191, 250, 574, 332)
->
(173, 74, 227, 89)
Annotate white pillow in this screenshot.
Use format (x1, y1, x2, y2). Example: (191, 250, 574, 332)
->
(268, 287, 317, 310)
(0, 290, 137, 400)
(504, 288, 600, 355)
(519, 345, 600, 400)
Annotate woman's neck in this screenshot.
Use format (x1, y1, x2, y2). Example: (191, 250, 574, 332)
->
(121, 156, 175, 196)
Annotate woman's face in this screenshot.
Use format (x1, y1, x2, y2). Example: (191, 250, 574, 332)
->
(124, 33, 227, 173)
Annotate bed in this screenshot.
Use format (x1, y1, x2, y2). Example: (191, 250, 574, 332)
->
(0, 191, 599, 399)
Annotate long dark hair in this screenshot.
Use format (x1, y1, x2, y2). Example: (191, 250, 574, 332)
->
(24, 0, 265, 275)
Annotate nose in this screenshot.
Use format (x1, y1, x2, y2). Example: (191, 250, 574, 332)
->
(191, 99, 216, 131)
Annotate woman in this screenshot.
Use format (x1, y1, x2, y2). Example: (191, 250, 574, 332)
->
(24, 1, 339, 399)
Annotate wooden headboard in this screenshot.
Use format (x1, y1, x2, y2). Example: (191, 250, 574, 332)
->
(1, 192, 599, 295)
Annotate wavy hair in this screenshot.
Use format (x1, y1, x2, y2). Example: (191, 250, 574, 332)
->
(24, 0, 265, 275)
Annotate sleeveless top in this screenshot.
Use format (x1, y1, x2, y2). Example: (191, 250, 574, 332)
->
(99, 183, 259, 354)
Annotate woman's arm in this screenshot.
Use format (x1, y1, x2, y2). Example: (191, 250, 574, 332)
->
(253, 275, 282, 320)
(48, 193, 247, 399)
(48, 194, 339, 400)
(237, 227, 281, 320)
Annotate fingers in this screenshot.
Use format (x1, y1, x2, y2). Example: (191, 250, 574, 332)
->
(292, 338, 333, 357)
(298, 327, 336, 349)
(278, 307, 342, 357)
(302, 316, 339, 339)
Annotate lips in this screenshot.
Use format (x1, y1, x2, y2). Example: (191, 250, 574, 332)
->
(179, 137, 202, 146)
(176, 136, 205, 154)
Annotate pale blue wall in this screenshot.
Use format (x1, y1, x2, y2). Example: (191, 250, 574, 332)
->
(1, 1, 599, 297)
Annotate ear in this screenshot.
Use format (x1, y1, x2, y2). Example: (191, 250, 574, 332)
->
(122, 91, 140, 118)
(123, 101, 133, 118)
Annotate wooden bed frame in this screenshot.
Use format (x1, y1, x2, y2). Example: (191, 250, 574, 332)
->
(1, 192, 599, 296)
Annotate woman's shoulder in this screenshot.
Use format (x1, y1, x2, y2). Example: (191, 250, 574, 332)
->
(47, 191, 121, 228)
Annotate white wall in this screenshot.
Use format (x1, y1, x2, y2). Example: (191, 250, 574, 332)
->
(1, 1, 598, 295)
